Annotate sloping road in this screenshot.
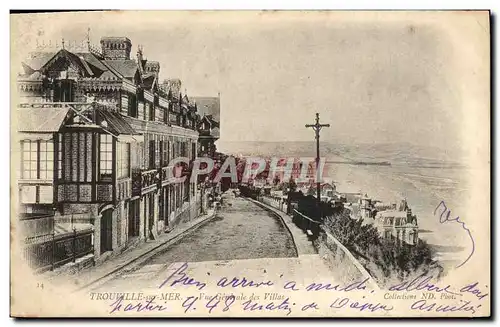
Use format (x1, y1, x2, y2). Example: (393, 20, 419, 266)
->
(94, 193, 298, 291)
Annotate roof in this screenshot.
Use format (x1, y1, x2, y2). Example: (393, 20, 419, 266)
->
(102, 60, 138, 79)
(377, 210, 408, 218)
(142, 74, 156, 90)
(192, 96, 220, 121)
(161, 79, 182, 98)
(145, 61, 160, 70)
(77, 52, 108, 73)
(203, 115, 220, 128)
(97, 109, 139, 135)
(17, 107, 70, 133)
(100, 36, 131, 44)
(39, 49, 94, 77)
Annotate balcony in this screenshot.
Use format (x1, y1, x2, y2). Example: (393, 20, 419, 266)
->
(160, 166, 176, 186)
(132, 161, 194, 196)
(132, 168, 159, 196)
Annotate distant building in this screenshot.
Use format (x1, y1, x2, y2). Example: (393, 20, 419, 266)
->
(192, 96, 220, 158)
(374, 199, 419, 245)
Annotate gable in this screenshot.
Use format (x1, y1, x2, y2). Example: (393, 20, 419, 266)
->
(40, 49, 93, 78)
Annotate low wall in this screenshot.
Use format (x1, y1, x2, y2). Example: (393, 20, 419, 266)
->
(317, 230, 379, 289)
(259, 195, 379, 289)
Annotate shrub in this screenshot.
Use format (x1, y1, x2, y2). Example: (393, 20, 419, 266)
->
(323, 209, 442, 284)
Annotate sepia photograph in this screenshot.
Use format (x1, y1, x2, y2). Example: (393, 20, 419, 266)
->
(9, 10, 490, 318)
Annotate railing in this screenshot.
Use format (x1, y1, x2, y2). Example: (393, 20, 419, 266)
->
(132, 168, 159, 196)
(253, 193, 378, 289)
(292, 209, 322, 239)
(23, 228, 94, 273)
(160, 166, 175, 186)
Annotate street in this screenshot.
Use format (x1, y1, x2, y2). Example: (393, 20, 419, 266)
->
(92, 193, 298, 291)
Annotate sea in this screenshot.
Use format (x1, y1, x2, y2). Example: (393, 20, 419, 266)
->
(218, 141, 478, 270)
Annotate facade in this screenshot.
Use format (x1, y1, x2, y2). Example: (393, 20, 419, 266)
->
(192, 96, 220, 158)
(374, 199, 419, 245)
(15, 36, 218, 271)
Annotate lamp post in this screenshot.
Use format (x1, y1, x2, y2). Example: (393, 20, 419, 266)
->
(305, 113, 330, 220)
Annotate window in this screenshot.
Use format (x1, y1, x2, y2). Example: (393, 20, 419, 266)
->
(164, 106, 169, 124)
(128, 93, 137, 118)
(148, 103, 155, 121)
(22, 141, 38, 179)
(155, 140, 160, 167)
(100, 134, 113, 179)
(57, 134, 62, 178)
(117, 142, 130, 178)
(160, 141, 169, 167)
(149, 140, 156, 169)
(22, 140, 53, 180)
(39, 141, 54, 180)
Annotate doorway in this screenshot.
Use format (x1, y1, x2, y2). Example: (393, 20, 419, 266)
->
(100, 209, 113, 254)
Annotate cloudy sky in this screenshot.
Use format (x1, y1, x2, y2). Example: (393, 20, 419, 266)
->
(11, 11, 489, 158)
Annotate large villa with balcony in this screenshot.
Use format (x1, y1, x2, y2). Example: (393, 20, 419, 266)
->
(15, 36, 220, 272)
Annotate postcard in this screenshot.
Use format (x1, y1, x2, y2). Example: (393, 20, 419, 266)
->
(10, 10, 490, 317)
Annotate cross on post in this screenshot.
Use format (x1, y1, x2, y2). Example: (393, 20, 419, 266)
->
(305, 113, 330, 217)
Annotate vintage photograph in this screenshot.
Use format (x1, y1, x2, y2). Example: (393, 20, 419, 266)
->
(10, 10, 490, 317)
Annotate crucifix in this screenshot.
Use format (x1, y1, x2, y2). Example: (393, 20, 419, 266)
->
(305, 113, 330, 216)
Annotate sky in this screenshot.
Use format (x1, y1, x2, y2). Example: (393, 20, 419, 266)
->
(11, 11, 488, 158)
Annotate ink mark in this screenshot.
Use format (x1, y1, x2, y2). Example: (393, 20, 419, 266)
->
(434, 201, 475, 268)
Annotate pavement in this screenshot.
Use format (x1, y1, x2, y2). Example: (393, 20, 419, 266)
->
(89, 193, 299, 292)
(247, 197, 317, 256)
(44, 191, 321, 294)
(44, 207, 218, 292)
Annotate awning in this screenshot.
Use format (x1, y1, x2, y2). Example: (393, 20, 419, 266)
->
(18, 132, 54, 141)
(97, 108, 139, 136)
(17, 107, 70, 133)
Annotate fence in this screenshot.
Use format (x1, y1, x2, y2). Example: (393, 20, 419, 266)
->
(260, 195, 287, 213)
(23, 229, 94, 273)
(292, 209, 322, 239)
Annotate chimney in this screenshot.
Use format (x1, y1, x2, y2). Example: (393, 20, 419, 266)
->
(100, 37, 132, 60)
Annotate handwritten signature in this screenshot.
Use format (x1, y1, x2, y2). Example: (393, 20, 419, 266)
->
(434, 201, 475, 268)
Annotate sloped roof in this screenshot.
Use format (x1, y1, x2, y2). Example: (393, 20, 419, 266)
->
(145, 61, 160, 70)
(142, 74, 156, 90)
(39, 49, 94, 77)
(160, 79, 182, 99)
(192, 96, 220, 121)
(201, 115, 220, 128)
(97, 109, 138, 135)
(103, 60, 138, 79)
(17, 107, 70, 133)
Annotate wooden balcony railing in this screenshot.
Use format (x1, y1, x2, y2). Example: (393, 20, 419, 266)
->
(132, 168, 159, 196)
(132, 161, 194, 196)
(160, 166, 176, 186)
